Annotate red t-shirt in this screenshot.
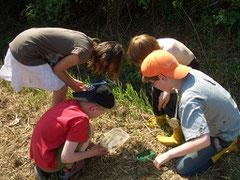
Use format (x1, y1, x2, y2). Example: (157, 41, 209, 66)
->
(30, 100, 89, 170)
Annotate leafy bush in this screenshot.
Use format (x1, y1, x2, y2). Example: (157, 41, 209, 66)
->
(25, 0, 71, 26)
(0, 0, 239, 103)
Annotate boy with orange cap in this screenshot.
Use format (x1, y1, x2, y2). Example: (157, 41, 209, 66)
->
(141, 50, 240, 176)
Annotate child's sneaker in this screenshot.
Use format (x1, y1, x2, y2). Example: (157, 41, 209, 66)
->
(34, 166, 50, 180)
(58, 160, 85, 180)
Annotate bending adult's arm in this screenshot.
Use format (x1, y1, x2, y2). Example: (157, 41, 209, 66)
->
(53, 54, 86, 92)
(153, 133, 211, 169)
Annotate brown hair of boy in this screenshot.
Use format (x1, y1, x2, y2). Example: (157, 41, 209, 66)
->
(141, 75, 159, 84)
(127, 34, 161, 66)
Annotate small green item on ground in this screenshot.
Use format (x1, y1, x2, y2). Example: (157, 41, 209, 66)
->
(136, 149, 155, 162)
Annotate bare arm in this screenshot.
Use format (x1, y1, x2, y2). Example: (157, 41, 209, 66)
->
(153, 134, 211, 169)
(61, 140, 107, 164)
(158, 91, 171, 110)
(158, 89, 177, 110)
(53, 54, 86, 92)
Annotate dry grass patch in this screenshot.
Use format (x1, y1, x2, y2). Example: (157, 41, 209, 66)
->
(0, 80, 239, 180)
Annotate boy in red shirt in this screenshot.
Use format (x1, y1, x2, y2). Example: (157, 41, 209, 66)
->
(30, 85, 114, 180)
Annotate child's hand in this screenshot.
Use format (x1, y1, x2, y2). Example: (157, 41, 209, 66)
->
(74, 80, 87, 91)
(90, 144, 108, 156)
(158, 91, 170, 110)
(153, 153, 171, 170)
(87, 141, 95, 149)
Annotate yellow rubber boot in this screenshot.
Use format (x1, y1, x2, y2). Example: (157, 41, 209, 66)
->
(212, 138, 238, 163)
(147, 115, 167, 127)
(157, 126, 184, 146)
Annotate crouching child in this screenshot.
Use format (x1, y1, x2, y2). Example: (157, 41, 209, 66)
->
(30, 85, 115, 179)
(141, 50, 240, 176)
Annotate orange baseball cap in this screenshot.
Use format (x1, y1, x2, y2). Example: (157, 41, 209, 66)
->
(141, 50, 191, 79)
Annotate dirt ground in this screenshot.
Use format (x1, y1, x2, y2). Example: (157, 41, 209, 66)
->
(0, 80, 240, 180)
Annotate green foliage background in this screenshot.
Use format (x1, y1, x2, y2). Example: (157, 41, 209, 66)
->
(0, 0, 240, 104)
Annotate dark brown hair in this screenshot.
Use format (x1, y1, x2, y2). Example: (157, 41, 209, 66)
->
(88, 41, 124, 80)
(141, 75, 158, 84)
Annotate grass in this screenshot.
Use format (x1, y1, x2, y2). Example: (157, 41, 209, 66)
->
(0, 77, 240, 180)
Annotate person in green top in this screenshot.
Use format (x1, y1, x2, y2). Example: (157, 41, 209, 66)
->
(0, 27, 124, 106)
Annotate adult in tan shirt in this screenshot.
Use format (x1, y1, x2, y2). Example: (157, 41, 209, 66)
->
(0, 27, 124, 106)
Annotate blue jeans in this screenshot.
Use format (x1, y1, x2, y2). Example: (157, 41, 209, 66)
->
(176, 137, 232, 176)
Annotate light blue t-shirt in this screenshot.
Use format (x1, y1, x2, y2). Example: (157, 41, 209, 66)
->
(178, 69, 240, 142)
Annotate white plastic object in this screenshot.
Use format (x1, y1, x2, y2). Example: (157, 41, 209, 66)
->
(99, 128, 130, 153)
